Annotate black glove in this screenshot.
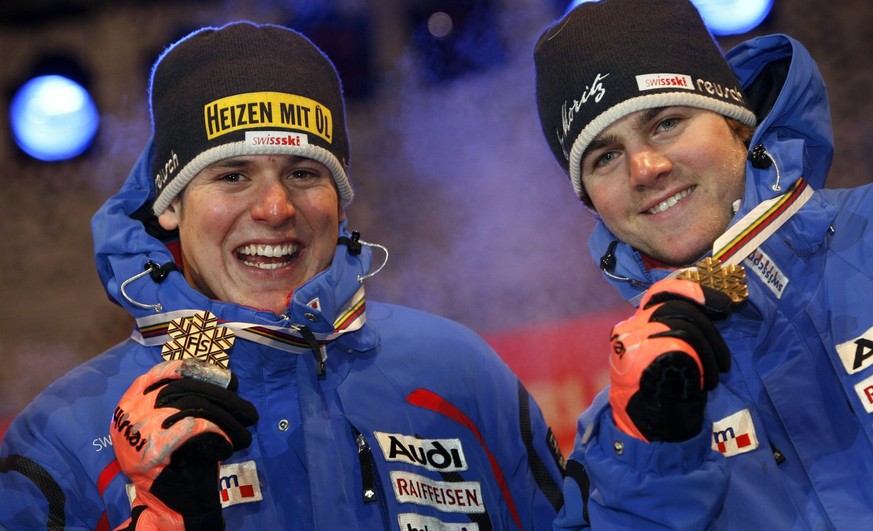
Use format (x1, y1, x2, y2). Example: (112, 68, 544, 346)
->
(110, 359, 259, 530)
(608, 278, 732, 442)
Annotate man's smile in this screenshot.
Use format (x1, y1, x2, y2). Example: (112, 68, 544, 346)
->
(645, 186, 695, 215)
(234, 243, 299, 270)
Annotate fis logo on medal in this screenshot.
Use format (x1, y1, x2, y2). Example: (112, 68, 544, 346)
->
(161, 310, 234, 368)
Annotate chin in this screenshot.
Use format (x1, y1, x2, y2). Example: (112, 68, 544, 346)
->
(647, 248, 704, 268)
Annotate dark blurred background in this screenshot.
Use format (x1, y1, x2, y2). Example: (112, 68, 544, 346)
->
(1, 0, 872, 451)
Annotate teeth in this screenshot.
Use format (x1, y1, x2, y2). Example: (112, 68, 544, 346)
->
(648, 188, 692, 214)
(236, 243, 296, 257)
(236, 243, 297, 269)
(241, 261, 285, 270)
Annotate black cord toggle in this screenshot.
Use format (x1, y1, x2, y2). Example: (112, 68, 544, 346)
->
(337, 231, 363, 256)
(599, 241, 619, 272)
(145, 260, 178, 283)
(748, 144, 772, 169)
(599, 240, 649, 289)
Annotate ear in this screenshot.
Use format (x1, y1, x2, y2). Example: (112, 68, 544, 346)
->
(338, 204, 346, 222)
(157, 198, 182, 231)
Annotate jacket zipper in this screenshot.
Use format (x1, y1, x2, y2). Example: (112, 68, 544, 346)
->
(356, 431, 378, 503)
(354, 429, 391, 529)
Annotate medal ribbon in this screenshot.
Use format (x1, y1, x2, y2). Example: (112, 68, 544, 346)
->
(131, 285, 367, 355)
(710, 177, 812, 266)
(667, 178, 813, 302)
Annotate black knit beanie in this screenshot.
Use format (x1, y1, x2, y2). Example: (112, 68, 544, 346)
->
(534, 0, 756, 205)
(149, 21, 353, 215)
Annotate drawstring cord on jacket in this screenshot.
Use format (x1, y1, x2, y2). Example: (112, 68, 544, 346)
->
(119, 260, 178, 312)
(120, 231, 389, 313)
(337, 230, 389, 282)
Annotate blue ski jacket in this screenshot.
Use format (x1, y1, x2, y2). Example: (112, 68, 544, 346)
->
(0, 140, 564, 530)
(555, 33, 873, 531)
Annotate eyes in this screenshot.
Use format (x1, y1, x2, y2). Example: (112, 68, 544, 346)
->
(218, 167, 325, 184)
(583, 112, 684, 174)
(593, 151, 618, 168)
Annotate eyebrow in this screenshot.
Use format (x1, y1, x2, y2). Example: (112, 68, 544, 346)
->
(207, 158, 252, 169)
(580, 135, 617, 166)
(206, 155, 307, 169)
(635, 107, 667, 129)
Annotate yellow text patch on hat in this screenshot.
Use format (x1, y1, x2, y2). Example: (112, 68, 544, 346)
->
(203, 91, 333, 143)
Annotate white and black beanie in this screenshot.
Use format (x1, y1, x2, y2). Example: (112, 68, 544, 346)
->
(149, 21, 353, 215)
(534, 0, 757, 206)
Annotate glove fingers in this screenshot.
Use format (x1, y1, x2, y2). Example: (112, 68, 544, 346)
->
(651, 300, 731, 386)
(640, 351, 704, 400)
(643, 279, 733, 320)
(151, 434, 228, 518)
(174, 432, 234, 462)
(157, 378, 259, 425)
(628, 352, 706, 442)
(143, 377, 178, 395)
(650, 300, 721, 338)
(161, 394, 254, 450)
(652, 321, 721, 390)
(698, 285, 734, 318)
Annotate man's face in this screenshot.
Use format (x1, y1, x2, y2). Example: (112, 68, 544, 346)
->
(580, 106, 748, 267)
(158, 154, 344, 315)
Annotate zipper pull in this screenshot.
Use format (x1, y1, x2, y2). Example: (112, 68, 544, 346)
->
(356, 432, 378, 503)
(296, 324, 327, 377)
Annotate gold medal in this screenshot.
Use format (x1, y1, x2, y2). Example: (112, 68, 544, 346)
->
(161, 311, 235, 368)
(677, 257, 748, 304)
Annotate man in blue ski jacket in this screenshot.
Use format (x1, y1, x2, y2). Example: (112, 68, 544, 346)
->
(0, 22, 564, 530)
(534, 0, 873, 528)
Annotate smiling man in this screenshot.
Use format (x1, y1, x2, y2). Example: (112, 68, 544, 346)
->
(157, 155, 344, 314)
(534, 0, 873, 529)
(577, 106, 750, 267)
(0, 22, 564, 530)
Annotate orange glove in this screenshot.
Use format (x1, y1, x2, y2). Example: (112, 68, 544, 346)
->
(110, 359, 258, 530)
(609, 279, 732, 442)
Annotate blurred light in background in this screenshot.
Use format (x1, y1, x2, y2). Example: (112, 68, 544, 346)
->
(564, 0, 774, 36)
(693, 0, 773, 36)
(8, 56, 99, 162)
(407, 0, 505, 84)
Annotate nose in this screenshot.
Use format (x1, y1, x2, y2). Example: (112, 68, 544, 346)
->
(250, 180, 296, 226)
(628, 147, 671, 189)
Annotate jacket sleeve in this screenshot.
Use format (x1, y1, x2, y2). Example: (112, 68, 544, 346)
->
(511, 378, 566, 529)
(554, 390, 730, 530)
(0, 410, 107, 530)
(455, 329, 565, 530)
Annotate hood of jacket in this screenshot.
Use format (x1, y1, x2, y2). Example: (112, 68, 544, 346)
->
(588, 34, 835, 303)
(91, 139, 378, 347)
